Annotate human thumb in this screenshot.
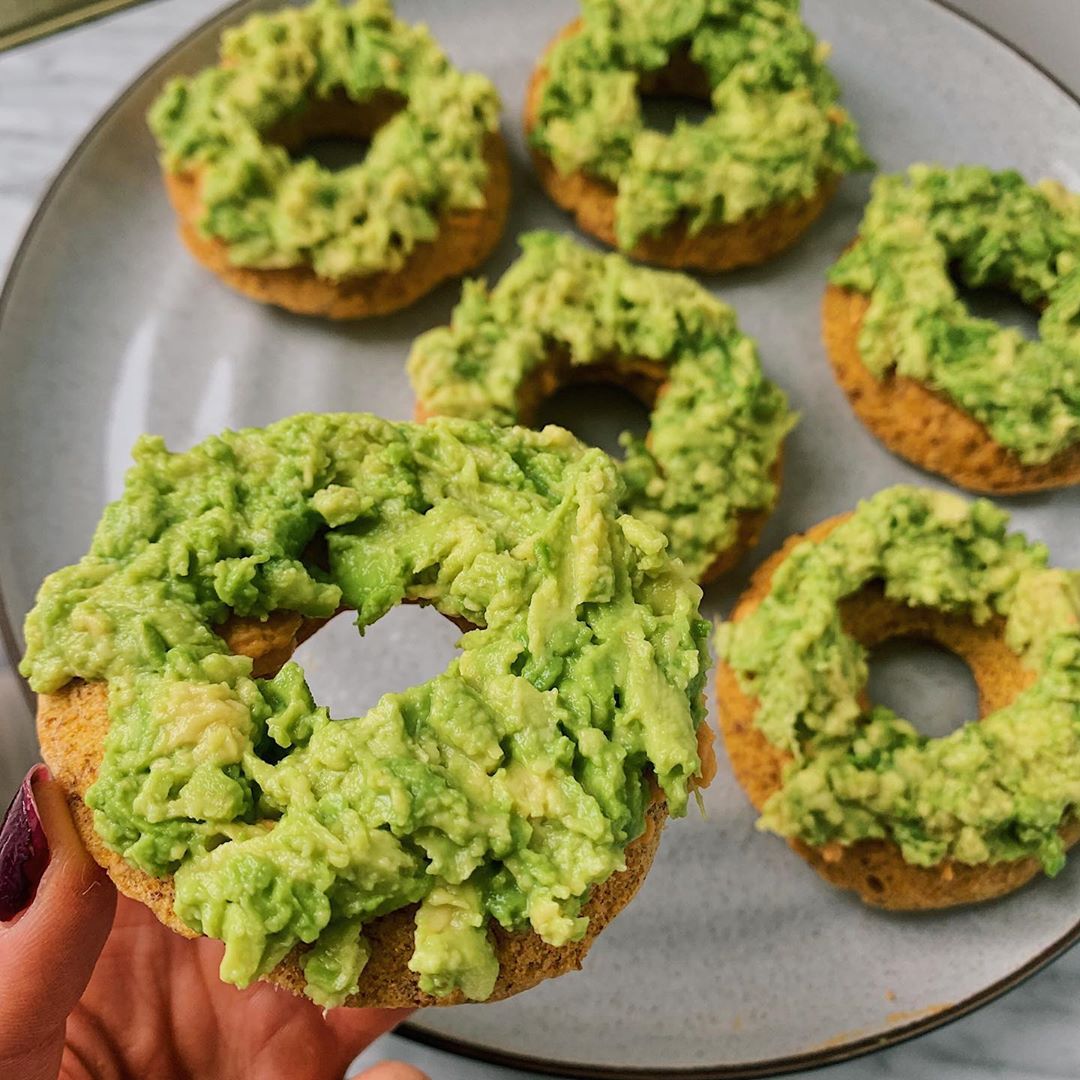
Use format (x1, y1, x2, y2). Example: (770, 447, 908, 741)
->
(0, 765, 117, 1080)
(349, 1063, 431, 1080)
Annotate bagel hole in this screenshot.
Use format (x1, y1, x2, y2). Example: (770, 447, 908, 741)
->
(637, 49, 713, 135)
(534, 382, 652, 459)
(952, 277, 1041, 341)
(287, 135, 373, 172)
(867, 637, 980, 739)
(525, 357, 659, 459)
(267, 90, 406, 174)
(638, 92, 713, 135)
(291, 602, 462, 720)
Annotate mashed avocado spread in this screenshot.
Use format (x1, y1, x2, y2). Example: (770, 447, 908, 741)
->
(830, 165, 1080, 465)
(406, 233, 794, 578)
(148, 0, 500, 279)
(21, 414, 709, 1005)
(529, 0, 871, 250)
(718, 486, 1080, 873)
(408, 232, 794, 579)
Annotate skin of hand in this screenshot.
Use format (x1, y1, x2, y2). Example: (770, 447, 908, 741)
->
(0, 765, 430, 1080)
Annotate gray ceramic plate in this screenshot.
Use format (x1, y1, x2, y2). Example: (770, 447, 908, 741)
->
(2, 0, 1080, 1076)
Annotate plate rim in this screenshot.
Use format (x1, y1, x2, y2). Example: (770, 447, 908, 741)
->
(0, 0, 1077, 1076)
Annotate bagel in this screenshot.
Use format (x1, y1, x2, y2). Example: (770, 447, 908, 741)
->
(524, 6, 870, 270)
(716, 486, 1080, 909)
(37, 616, 672, 1008)
(825, 165, 1080, 492)
(22, 414, 713, 1007)
(407, 232, 794, 583)
(149, 0, 509, 318)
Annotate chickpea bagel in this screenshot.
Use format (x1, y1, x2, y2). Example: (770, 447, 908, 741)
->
(22, 415, 714, 1007)
(717, 488, 1080, 910)
(407, 232, 794, 583)
(150, 0, 510, 318)
(37, 613, 674, 1008)
(524, 3, 870, 270)
(825, 165, 1080, 491)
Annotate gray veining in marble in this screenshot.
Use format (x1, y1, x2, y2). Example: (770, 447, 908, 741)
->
(1, 3, 1079, 1078)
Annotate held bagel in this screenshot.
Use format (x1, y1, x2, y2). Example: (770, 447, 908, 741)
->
(36, 616, 673, 1008)
(407, 232, 794, 582)
(524, 4, 870, 270)
(22, 414, 713, 1006)
(825, 165, 1080, 492)
(149, 0, 510, 318)
(716, 486, 1080, 909)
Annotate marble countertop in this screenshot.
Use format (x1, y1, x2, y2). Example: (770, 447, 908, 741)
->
(1, 2, 1079, 1077)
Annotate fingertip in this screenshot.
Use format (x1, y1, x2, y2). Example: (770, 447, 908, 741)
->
(0, 767, 116, 1076)
(349, 1062, 431, 1080)
(32, 770, 115, 909)
(32, 767, 87, 856)
(1, 764, 116, 950)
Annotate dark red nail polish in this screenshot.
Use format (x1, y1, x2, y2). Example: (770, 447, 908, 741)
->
(0, 764, 51, 923)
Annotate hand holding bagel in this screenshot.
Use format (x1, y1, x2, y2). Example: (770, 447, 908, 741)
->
(0, 766, 426, 1080)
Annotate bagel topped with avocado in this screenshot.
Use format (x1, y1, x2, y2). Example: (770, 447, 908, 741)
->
(717, 486, 1080, 909)
(23, 413, 714, 1007)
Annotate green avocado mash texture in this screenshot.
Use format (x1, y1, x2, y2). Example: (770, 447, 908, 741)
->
(407, 231, 794, 580)
(148, 0, 500, 279)
(718, 486, 1080, 873)
(830, 165, 1080, 465)
(529, 0, 871, 250)
(21, 414, 709, 1005)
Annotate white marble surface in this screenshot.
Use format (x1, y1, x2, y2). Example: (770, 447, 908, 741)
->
(1, 2, 1079, 1077)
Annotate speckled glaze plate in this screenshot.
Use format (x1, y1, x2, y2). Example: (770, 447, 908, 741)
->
(2, 0, 1080, 1076)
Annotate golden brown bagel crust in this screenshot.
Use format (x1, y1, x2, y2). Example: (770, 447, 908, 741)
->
(716, 515, 1080, 910)
(822, 283, 1080, 493)
(524, 21, 839, 272)
(413, 353, 782, 585)
(164, 128, 510, 320)
(38, 607, 692, 1007)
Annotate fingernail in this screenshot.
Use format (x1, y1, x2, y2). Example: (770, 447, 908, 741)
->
(0, 765, 51, 923)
